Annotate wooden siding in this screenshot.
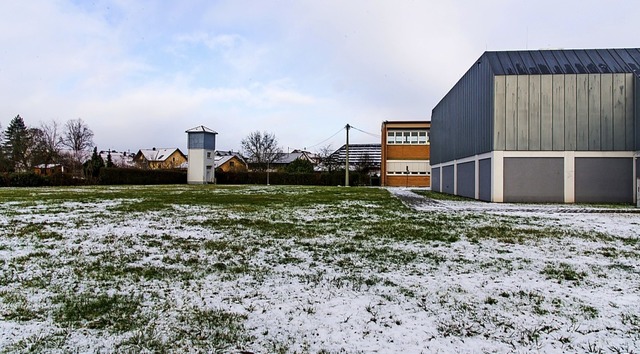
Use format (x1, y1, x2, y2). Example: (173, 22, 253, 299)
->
(494, 73, 635, 151)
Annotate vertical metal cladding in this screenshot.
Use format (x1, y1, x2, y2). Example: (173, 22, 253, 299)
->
(431, 54, 493, 164)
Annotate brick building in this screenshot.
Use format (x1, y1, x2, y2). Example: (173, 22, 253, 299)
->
(380, 121, 431, 187)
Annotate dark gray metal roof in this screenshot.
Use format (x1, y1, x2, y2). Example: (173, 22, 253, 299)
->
(484, 48, 640, 76)
(329, 144, 381, 167)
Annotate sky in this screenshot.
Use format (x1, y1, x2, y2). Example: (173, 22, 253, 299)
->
(1, 0, 639, 154)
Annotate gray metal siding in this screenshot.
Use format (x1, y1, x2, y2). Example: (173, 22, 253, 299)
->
(575, 157, 633, 203)
(456, 162, 475, 199)
(493, 73, 635, 152)
(478, 158, 492, 201)
(432, 167, 441, 192)
(636, 76, 640, 151)
(431, 54, 493, 164)
(442, 165, 455, 194)
(503, 157, 564, 202)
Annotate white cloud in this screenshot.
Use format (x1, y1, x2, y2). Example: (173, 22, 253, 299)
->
(2, 0, 640, 155)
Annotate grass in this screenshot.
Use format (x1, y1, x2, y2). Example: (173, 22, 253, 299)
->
(0, 184, 637, 353)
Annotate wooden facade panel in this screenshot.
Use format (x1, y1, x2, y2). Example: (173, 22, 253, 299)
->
(625, 73, 635, 150)
(588, 74, 601, 150)
(540, 75, 553, 150)
(385, 145, 430, 160)
(576, 75, 590, 150)
(612, 74, 626, 151)
(564, 74, 577, 150)
(385, 175, 431, 187)
(494, 76, 506, 151)
(600, 74, 614, 150)
(505, 76, 518, 150)
(528, 75, 541, 150)
(552, 75, 566, 150)
(517, 76, 529, 150)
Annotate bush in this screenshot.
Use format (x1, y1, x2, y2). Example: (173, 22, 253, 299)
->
(215, 171, 377, 186)
(47, 172, 83, 186)
(8, 173, 48, 187)
(0, 172, 83, 187)
(100, 168, 186, 185)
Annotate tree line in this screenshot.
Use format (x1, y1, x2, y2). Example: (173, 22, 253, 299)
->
(0, 115, 96, 174)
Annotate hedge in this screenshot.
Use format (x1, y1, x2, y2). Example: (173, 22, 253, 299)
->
(0, 172, 82, 187)
(215, 171, 380, 186)
(0, 169, 379, 187)
(99, 168, 187, 185)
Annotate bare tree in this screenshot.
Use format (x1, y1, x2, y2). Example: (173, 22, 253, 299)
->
(61, 118, 94, 175)
(35, 120, 63, 167)
(62, 118, 94, 155)
(241, 131, 283, 171)
(316, 144, 338, 172)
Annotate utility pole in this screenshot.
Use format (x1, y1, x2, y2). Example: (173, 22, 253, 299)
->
(345, 124, 350, 187)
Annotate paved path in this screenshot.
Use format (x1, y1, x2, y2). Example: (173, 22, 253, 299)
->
(386, 187, 640, 214)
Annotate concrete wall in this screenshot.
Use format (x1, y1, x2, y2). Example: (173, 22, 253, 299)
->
(456, 161, 475, 199)
(432, 167, 440, 192)
(442, 165, 455, 194)
(575, 157, 633, 203)
(479, 158, 492, 201)
(503, 157, 564, 202)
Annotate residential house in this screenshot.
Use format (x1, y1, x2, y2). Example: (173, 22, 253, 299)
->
(133, 148, 188, 169)
(99, 150, 136, 168)
(33, 164, 64, 176)
(215, 151, 248, 172)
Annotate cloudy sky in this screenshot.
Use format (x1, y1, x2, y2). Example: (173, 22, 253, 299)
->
(1, 1, 639, 153)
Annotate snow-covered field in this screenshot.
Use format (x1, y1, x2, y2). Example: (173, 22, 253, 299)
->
(0, 185, 638, 353)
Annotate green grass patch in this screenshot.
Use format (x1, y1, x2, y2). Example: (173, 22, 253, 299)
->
(541, 262, 587, 283)
(53, 292, 144, 332)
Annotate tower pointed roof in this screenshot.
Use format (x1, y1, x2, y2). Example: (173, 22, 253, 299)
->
(185, 125, 217, 134)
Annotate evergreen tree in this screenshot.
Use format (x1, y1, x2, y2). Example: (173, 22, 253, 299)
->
(2, 115, 30, 172)
(285, 158, 314, 173)
(106, 150, 114, 168)
(83, 147, 104, 179)
(0, 123, 7, 172)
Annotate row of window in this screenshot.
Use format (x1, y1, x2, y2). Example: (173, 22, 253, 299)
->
(387, 130, 430, 145)
(387, 171, 430, 175)
(386, 160, 431, 175)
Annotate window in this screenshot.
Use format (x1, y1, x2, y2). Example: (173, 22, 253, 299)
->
(387, 130, 429, 145)
(386, 160, 431, 175)
(207, 152, 212, 159)
(230, 161, 235, 167)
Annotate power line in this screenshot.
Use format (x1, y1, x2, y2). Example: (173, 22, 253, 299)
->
(306, 126, 345, 149)
(350, 125, 381, 138)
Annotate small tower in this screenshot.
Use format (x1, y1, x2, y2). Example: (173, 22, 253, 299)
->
(185, 125, 218, 184)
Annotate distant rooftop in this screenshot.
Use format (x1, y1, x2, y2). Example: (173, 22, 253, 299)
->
(329, 144, 381, 167)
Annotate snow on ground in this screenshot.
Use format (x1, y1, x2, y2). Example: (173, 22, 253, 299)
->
(0, 186, 638, 353)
